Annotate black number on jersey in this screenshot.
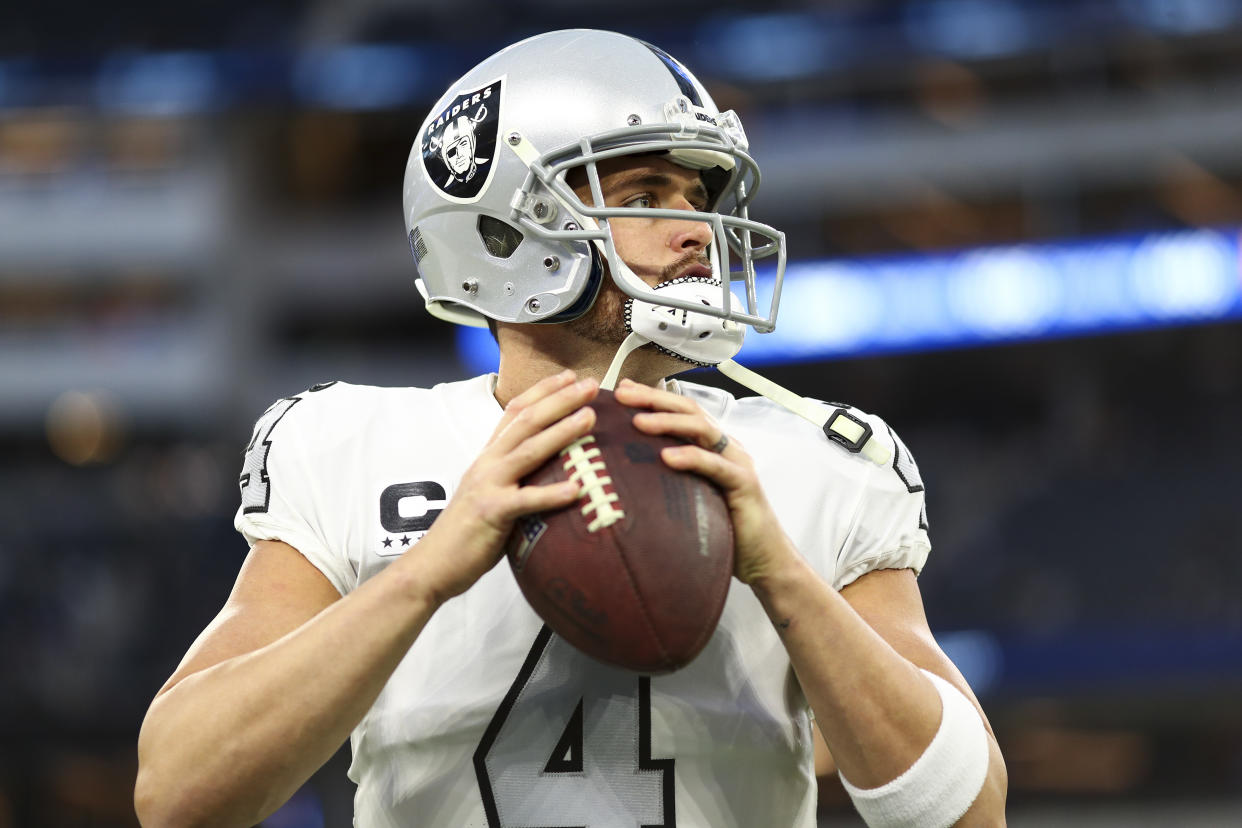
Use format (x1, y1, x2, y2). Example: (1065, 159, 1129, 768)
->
(474, 627, 675, 827)
(544, 699, 584, 774)
(886, 424, 929, 531)
(239, 396, 302, 514)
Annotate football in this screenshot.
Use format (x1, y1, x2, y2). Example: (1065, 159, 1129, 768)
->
(506, 389, 734, 673)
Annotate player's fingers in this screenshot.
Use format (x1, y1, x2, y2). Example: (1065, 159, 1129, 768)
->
(630, 410, 730, 454)
(613, 377, 700, 414)
(659, 443, 750, 491)
(507, 478, 581, 519)
(502, 405, 597, 479)
(492, 377, 598, 453)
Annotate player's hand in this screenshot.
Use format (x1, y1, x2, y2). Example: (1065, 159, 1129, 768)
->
(413, 370, 598, 604)
(614, 378, 798, 585)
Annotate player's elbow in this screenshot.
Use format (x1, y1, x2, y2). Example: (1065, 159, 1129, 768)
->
(134, 762, 187, 828)
(136, 744, 285, 828)
(135, 719, 194, 827)
(956, 745, 1009, 826)
(134, 766, 165, 827)
(134, 753, 229, 828)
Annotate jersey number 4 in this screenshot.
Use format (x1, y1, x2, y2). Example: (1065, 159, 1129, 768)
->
(239, 396, 302, 515)
(474, 627, 676, 827)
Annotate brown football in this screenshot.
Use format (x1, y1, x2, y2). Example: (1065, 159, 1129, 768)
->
(506, 389, 734, 673)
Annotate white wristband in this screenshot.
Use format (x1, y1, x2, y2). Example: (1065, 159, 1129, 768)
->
(839, 669, 990, 828)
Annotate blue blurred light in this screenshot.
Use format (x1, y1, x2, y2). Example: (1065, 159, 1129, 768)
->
(292, 45, 424, 110)
(779, 262, 887, 352)
(1000, 629, 1242, 691)
(263, 786, 324, 828)
(696, 13, 845, 81)
(95, 52, 221, 115)
(1127, 231, 1237, 319)
(905, 0, 1034, 59)
(946, 247, 1064, 338)
(938, 629, 1004, 695)
(1120, 0, 1241, 34)
(461, 326, 500, 373)
(455, 227, 1242, 374)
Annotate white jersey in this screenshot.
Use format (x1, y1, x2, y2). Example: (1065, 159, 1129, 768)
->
(234, 374, 930, 828)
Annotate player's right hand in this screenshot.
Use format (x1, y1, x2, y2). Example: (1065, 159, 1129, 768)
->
(407, 370, 598, 605)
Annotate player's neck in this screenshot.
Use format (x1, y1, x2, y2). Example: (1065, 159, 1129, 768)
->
(492, 330, 680, 408)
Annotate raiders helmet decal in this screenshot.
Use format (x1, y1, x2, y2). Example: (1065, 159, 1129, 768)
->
(420, 78, 502, 202)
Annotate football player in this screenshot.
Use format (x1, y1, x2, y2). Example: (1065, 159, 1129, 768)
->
(135, 30, 1007, 827)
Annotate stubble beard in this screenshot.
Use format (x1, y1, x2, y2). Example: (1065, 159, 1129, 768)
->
(564, 278, 629, 348)
(565, 251, 711, 348)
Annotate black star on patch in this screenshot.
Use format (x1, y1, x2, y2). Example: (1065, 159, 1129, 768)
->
(382, 538, 393, 548)
(400, 536, 411, 546)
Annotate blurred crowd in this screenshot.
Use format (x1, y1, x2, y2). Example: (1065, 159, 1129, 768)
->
(4, 0, 1242, 824)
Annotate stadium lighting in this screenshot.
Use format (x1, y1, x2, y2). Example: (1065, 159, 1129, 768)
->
(456, 227, 1242, 371)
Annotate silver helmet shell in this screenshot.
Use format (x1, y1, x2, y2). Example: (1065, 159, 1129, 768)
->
(402, 29, 785, 332)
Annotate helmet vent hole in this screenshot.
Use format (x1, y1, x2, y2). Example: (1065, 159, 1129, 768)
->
(478, 215, 523, 259)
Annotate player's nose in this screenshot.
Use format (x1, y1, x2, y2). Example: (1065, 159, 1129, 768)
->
(668, 207, 712, 253)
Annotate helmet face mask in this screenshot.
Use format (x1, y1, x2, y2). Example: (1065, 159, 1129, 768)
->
(403, 30, 786, 334)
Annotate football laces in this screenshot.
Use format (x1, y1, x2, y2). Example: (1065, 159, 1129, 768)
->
(560, 436, 625, 531)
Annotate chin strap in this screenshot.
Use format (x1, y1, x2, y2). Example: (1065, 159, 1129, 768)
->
(602, 334, 890, 467)
(717, 358, 892, 466)
(601, 331, 650, 392)
(606, 282, 891, 467)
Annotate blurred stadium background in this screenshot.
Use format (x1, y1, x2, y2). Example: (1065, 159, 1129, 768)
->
(2, 0, 1242, 825)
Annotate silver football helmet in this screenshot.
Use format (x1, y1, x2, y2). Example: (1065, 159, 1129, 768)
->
(402, 29, 786, 336)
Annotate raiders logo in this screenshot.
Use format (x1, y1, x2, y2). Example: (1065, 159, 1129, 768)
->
(420, 78, 502, 202)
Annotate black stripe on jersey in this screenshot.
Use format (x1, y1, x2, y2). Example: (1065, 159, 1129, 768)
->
(887, 424, 925, 494)
(474, 625, 555, 828)
(639, 675, 676, 828)
(887, 424, 929, 532)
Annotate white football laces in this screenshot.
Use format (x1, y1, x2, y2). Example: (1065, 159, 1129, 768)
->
(561, 435, 625, 531)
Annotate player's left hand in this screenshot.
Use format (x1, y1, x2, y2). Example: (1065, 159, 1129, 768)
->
(614, 378, 798, 585)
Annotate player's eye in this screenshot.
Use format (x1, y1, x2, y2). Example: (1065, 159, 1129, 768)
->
(622, 194, 655, 209)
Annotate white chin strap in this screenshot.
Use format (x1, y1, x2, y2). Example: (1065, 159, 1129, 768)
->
(602, 280, 891, 467)
(601, 278, 744, 390)
(629, 277, 746, 366)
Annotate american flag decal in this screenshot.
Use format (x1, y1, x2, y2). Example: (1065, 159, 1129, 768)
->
(510, 517, 547, 572)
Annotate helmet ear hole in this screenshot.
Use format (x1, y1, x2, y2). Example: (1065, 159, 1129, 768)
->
(478, 215, 523, 258)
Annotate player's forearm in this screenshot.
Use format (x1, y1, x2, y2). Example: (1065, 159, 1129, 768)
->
(135, 557, 437, 828)
(751, 555, 1007, 824)
(750, 555, 940, 785)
